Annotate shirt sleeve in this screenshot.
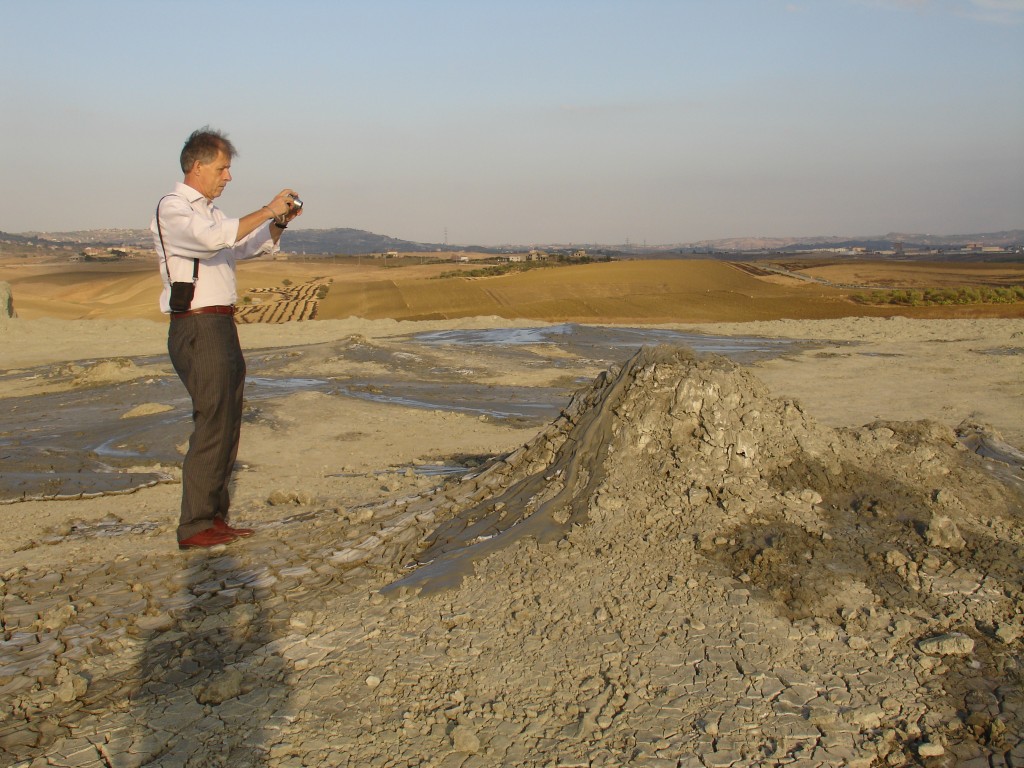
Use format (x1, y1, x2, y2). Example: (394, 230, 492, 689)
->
(155, 195, 241, 259)
(234, 221, 280, 261)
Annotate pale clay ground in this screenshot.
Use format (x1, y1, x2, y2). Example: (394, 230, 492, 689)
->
(1, 315, 1022, 767)
(1, 315, 1021, 568)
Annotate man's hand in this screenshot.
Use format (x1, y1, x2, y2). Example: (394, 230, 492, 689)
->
(266, 189, 299, 219)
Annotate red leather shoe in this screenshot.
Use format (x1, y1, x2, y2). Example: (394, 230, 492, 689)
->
(178, 527, 238, 550)
(214, 517, 254, 538)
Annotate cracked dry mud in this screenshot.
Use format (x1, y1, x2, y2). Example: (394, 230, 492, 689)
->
(2, 346, 1023, 768)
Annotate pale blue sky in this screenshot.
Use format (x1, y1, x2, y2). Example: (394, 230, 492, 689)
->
(2, 0, 1022, 245)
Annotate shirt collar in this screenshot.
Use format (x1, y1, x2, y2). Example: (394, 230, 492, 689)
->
(174, 182, 211, 206)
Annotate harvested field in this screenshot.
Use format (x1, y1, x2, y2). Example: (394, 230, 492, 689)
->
(235, 277, 331, 324)
(0, 257, 1021, 323)
(318, 260, 856, 323)
(284, 258, 1024, 322)
(777, 259, 1024, 291)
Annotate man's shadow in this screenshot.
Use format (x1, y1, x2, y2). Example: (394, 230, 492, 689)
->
(130, 551, 281, 767)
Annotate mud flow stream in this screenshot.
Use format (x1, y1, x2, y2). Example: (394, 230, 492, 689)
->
(0, 324, 807, 501)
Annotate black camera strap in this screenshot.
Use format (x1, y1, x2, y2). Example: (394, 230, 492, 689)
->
(155, 195, 199, 286)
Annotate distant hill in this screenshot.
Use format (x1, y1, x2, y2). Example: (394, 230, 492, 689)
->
(4, 228, 1022, 257)
(883, 230, 1024, 249)
(660, 230, 1024, 254)
(282, 228, 506, 255)
(4, 227, 505, 256)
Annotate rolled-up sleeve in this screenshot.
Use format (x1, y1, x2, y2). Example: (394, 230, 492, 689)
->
(234, 222, 279, 261)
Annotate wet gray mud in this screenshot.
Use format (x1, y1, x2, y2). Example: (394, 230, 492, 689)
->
(0, 324, 811, 502)
(0, 378, 187, 502)
(412, 323, 799, 364)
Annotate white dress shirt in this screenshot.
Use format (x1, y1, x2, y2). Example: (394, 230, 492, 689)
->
(151, 182, 279, 313)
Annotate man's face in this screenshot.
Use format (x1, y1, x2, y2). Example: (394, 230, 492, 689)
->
(191, 150, 232, 200)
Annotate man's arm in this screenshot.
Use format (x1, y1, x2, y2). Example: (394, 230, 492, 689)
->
(269, 203, 304, 244)
(236, 189, 298, 241)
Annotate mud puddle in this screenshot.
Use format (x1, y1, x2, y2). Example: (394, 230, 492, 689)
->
(0, 324, 809, 501)
(411, 323, 801, 364)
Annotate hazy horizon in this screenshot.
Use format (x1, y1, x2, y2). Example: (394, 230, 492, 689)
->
(7, 223, 1024, 250)
(2, 0, 1022, 246)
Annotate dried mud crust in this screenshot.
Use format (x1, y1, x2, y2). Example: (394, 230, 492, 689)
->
(2, 346, 1022, 767)
(384, 345, 1023, 763)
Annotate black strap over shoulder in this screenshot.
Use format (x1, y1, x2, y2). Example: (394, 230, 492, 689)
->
(155, 195, 199, 284)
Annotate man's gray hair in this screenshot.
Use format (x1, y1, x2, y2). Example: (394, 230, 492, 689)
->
(180, 126, 237, 173)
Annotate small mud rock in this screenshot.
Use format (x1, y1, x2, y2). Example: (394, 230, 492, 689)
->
(917, 632, 975, 656)
(917, 741, 945, 758)
(54, 667, 88, 703)
(267, 490, 295, 506)
(122, 403, 174, 419)
(995, 623, 1023, 644)
(925, 514, 965, 551)
(267, 489, 317, 506)
(451, 724, 481, 754)
(195, 668, 243, 705)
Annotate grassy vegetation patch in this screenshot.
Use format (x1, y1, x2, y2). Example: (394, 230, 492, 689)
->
(851, 286, 1024, 306)
(436, 256, 603, 280)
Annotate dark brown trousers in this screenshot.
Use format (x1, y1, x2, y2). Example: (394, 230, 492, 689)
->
(168, 314, 246, 542)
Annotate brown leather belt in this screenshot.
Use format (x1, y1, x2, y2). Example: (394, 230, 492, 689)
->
(170, 305, 235, 319)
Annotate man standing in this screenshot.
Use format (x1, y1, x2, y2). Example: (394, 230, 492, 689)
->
(152, 127, 301, 550)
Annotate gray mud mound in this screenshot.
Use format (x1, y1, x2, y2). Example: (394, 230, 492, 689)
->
(381, 345, 1024, 765)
